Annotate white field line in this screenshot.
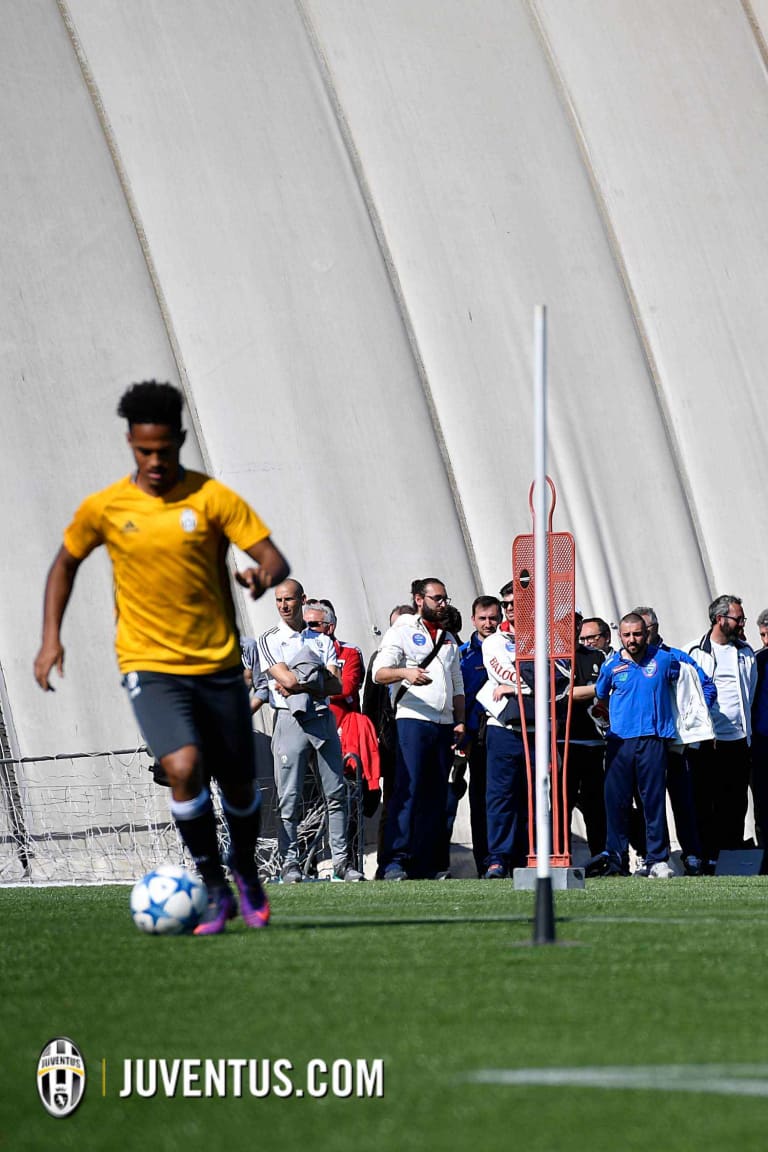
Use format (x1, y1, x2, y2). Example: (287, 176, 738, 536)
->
(574, 915, 768, 926)
(463, 1064, 768, 1097)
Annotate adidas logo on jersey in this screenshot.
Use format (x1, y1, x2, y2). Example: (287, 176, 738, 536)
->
(121, 520, 139, 533)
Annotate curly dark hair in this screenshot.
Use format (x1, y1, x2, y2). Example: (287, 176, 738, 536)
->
(117, 380, 183, 431)
(410, 577, 445, 603)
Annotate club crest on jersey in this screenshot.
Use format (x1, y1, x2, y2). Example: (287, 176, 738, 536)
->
(180, 509, 198, 533)
(37, 1037, 86, 1118)
(412, 633, 427, 646)
(642, 659, 658, 678)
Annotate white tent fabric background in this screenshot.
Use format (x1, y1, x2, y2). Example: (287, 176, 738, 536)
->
(2, 0, 768, 761)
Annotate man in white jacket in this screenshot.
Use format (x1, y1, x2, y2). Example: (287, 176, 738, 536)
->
(372, 579, 465, 880)
(686, 594, 757, 872)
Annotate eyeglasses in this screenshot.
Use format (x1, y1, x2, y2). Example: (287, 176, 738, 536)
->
(501, 600, 514, 608)
(580, 633, 604, 643)
(722, 615, 746, 626)
(424, 594, 451, 606)
(304, 619, 329, 629)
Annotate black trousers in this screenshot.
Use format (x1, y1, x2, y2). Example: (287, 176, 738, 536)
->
(467, 738, 489, 875)
(565, 742, 606, 857)
(686, 738, 752, 862)
(751, 733, 768, 847)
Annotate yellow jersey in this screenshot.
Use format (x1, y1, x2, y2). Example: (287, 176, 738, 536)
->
(63, 470, 270, 674)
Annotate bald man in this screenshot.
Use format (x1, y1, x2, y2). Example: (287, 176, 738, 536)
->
(257, 580, 362, 883)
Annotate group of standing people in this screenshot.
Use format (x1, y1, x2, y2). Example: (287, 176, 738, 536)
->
(31, 379, 768, 923)
(358, 588, 767, 883)
(569, 598, 764, 878)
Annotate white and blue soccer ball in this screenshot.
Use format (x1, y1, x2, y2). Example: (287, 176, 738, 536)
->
(130, 864, 208, 935)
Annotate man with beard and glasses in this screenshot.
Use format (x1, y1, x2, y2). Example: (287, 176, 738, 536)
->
(687, 595, 757, 872)
(372, 578, 465, 880)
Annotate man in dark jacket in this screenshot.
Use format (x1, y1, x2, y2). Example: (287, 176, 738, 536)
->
(457, 596, 502, 875)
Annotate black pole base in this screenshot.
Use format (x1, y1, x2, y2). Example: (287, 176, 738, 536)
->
(533, 875, 556, 945)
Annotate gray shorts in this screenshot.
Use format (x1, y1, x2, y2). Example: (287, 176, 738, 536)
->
(123, 666, 255, 785)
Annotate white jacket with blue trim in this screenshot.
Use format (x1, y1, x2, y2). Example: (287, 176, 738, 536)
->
(372, 616, 463, 725)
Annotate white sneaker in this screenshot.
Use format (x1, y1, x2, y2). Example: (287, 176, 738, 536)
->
(648, 860, 674, 879)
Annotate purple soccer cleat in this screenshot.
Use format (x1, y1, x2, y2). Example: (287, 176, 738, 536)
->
(233, 871, 271, 929)
(193, 885, 237, 936)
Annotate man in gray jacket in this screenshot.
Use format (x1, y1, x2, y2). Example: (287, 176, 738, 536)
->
(257, 581, 363, 883)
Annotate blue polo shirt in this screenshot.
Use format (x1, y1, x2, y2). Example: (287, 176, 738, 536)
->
(595, 645, 680, 739)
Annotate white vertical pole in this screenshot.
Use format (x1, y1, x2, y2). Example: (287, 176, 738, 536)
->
(533, 304, 551, 881)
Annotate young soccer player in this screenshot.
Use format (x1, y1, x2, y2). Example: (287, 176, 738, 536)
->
(33, 380, 290, 934)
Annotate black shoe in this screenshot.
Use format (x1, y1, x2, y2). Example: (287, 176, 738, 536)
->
(585, 851, 610, 878)
(334, 864, 365, 882)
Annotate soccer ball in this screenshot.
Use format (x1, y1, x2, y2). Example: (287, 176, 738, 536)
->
(130, 864, 208, 935)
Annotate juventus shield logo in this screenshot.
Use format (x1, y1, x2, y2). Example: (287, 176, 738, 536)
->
(37, 1037, 86, 1118)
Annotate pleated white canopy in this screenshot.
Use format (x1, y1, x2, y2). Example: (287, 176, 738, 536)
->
(2, 0, 768, 758)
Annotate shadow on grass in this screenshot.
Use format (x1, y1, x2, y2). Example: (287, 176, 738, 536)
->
(268, 913, 536, 930)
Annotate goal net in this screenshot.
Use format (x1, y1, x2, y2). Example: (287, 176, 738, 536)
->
(0, 747, 366, 885)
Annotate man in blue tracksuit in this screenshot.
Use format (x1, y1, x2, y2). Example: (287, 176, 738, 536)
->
(595, 612, 680, 878)
(631, 605, 717, 875)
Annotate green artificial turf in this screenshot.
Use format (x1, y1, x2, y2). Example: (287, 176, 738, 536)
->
(3, 877, 768, 1151)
